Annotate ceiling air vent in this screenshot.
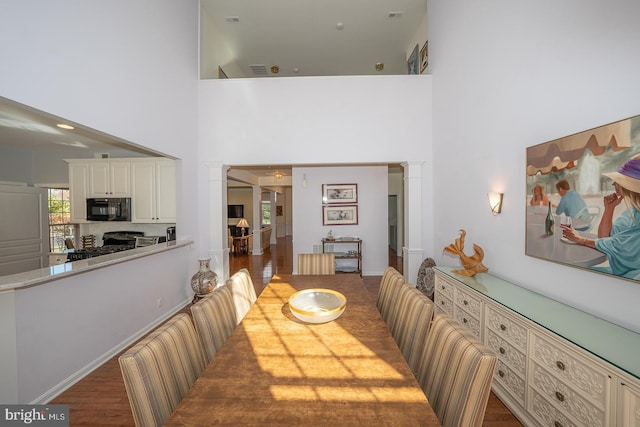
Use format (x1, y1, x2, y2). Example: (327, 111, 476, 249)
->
(249, 64, 269, 76)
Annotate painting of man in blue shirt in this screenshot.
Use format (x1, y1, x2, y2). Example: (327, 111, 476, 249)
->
(555, 179, 590, 229)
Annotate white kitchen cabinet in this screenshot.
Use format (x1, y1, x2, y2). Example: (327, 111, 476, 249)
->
(131, 159, 176, 223)
(88, 160, 131, 197)
(434, 267, 639, 427)
(68, 161, 89, 222)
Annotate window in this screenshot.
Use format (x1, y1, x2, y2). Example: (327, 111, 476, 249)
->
(48, 188, 75, 252)
(261, 201, 271, 226)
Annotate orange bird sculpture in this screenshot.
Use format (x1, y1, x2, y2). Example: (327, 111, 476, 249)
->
(443, 229, 488, 276)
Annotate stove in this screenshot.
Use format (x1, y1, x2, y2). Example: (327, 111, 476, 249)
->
(66, 245, 136, 261)
(67, 231, 144, 262)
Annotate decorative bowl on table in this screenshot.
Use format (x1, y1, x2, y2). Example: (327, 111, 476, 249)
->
(288, 288, 347, 323)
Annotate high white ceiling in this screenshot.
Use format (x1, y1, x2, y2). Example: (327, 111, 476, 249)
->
(201, 0, 427, 78)
(2, 2, 425, 180)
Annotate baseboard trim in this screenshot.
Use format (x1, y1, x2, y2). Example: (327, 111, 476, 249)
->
(35, 298, 190, 404)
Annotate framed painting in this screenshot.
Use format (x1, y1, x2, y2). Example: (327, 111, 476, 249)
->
(323, 205, 358, 226)
(525, 114, 640, 282)
(420, 41, 428, 73)
(407, 44, 419, 75)
(322, 184, 357, 204)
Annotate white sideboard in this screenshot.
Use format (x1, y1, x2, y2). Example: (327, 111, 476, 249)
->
(434, 267, 640, 427)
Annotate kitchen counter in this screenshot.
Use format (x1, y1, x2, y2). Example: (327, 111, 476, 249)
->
(0, 240, 192, 291)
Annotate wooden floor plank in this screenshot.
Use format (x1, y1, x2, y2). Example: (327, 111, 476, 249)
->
(51, 236, 522, 426)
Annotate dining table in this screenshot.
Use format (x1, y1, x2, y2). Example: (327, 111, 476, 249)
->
(165, 273, 440, 426)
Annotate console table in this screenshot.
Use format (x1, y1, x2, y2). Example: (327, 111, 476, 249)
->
(434, 266, 640, 427)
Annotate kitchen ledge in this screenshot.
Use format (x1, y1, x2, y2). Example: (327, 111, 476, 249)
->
(0, 240, 193, 291)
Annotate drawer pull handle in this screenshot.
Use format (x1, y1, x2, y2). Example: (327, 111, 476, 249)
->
(463, 300, 469, 305)
(554, 422, 563, 427)
(556, 361, 566, 371)
(555, 391, 565, 402)
(498, 370, 505, 378)
(499, 347, 506, 354)
(500, 324, 507, 331)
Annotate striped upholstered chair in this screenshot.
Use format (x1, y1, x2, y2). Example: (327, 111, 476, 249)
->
(386, 284, 435, 374)
(191, 284, 237, 363)
(118, 313, 206, 427)
(297, 253, 335, 275)
(226, 268, 258, 325)
(376, 266, 405, 324)
(416, 312, 497, 427)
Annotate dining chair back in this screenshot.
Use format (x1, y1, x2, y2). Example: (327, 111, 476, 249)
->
(387, 285, 434, 374)
(297, 253, 336, 275)
(191, 285, 237, 363)
(376, 266, 405, 324)
(416, 312, 497, 427)
(226, 268, 258, 324)
(118, 313, 206, 427)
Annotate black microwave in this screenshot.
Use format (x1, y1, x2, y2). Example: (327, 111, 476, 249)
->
(86, 198, 131, 221)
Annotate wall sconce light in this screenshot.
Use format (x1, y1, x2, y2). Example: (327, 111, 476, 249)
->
(302, 173, 307, 188)
(488, 192, 504, 215)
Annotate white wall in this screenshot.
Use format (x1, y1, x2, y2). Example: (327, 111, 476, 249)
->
(428, 0, 640, 332)
(199, 75, 434, 276)
(292, 166, 388, 275)
(0, 0, 201, 403)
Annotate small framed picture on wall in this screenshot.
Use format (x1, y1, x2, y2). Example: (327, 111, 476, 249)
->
(322, 205, 358, 226)
(407, 44, 419, 75)
(420, 41, 428, 73)
(322, 184, 358, 204)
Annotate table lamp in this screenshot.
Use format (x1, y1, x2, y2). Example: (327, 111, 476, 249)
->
(236, 218, 249, 236)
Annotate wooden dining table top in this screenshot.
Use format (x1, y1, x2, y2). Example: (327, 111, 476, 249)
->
(166, 273, 440, 426)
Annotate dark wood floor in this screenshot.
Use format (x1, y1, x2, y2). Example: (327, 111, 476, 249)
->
(51, 236, 522, 426)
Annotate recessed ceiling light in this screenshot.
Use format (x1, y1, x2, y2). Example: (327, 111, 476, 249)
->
(336, 22, 344, 30)
(57, 123, 74, 130)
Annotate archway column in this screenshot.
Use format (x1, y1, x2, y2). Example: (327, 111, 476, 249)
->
(251, 184, 263, 255)
(206, 163, 230, 281)
(402, 161, 424, 286)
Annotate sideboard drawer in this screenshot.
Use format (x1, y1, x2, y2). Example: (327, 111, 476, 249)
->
(453, 306, 481, 338)
(618, 380, 640, 427)
(454, 287, 482, 318)
(530, 387, 580, 427)
(435, 275, 455, 299)
(486, 328, 527, 377)
(434, 292, 453, 315)
(529, 362, 607, 427)
(530, 331, 610, 405)
(485, 305, 528, 353)
(495, 359, 526, 407)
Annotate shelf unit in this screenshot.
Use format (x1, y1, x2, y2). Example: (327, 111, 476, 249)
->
(321, 238, 362, 275)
